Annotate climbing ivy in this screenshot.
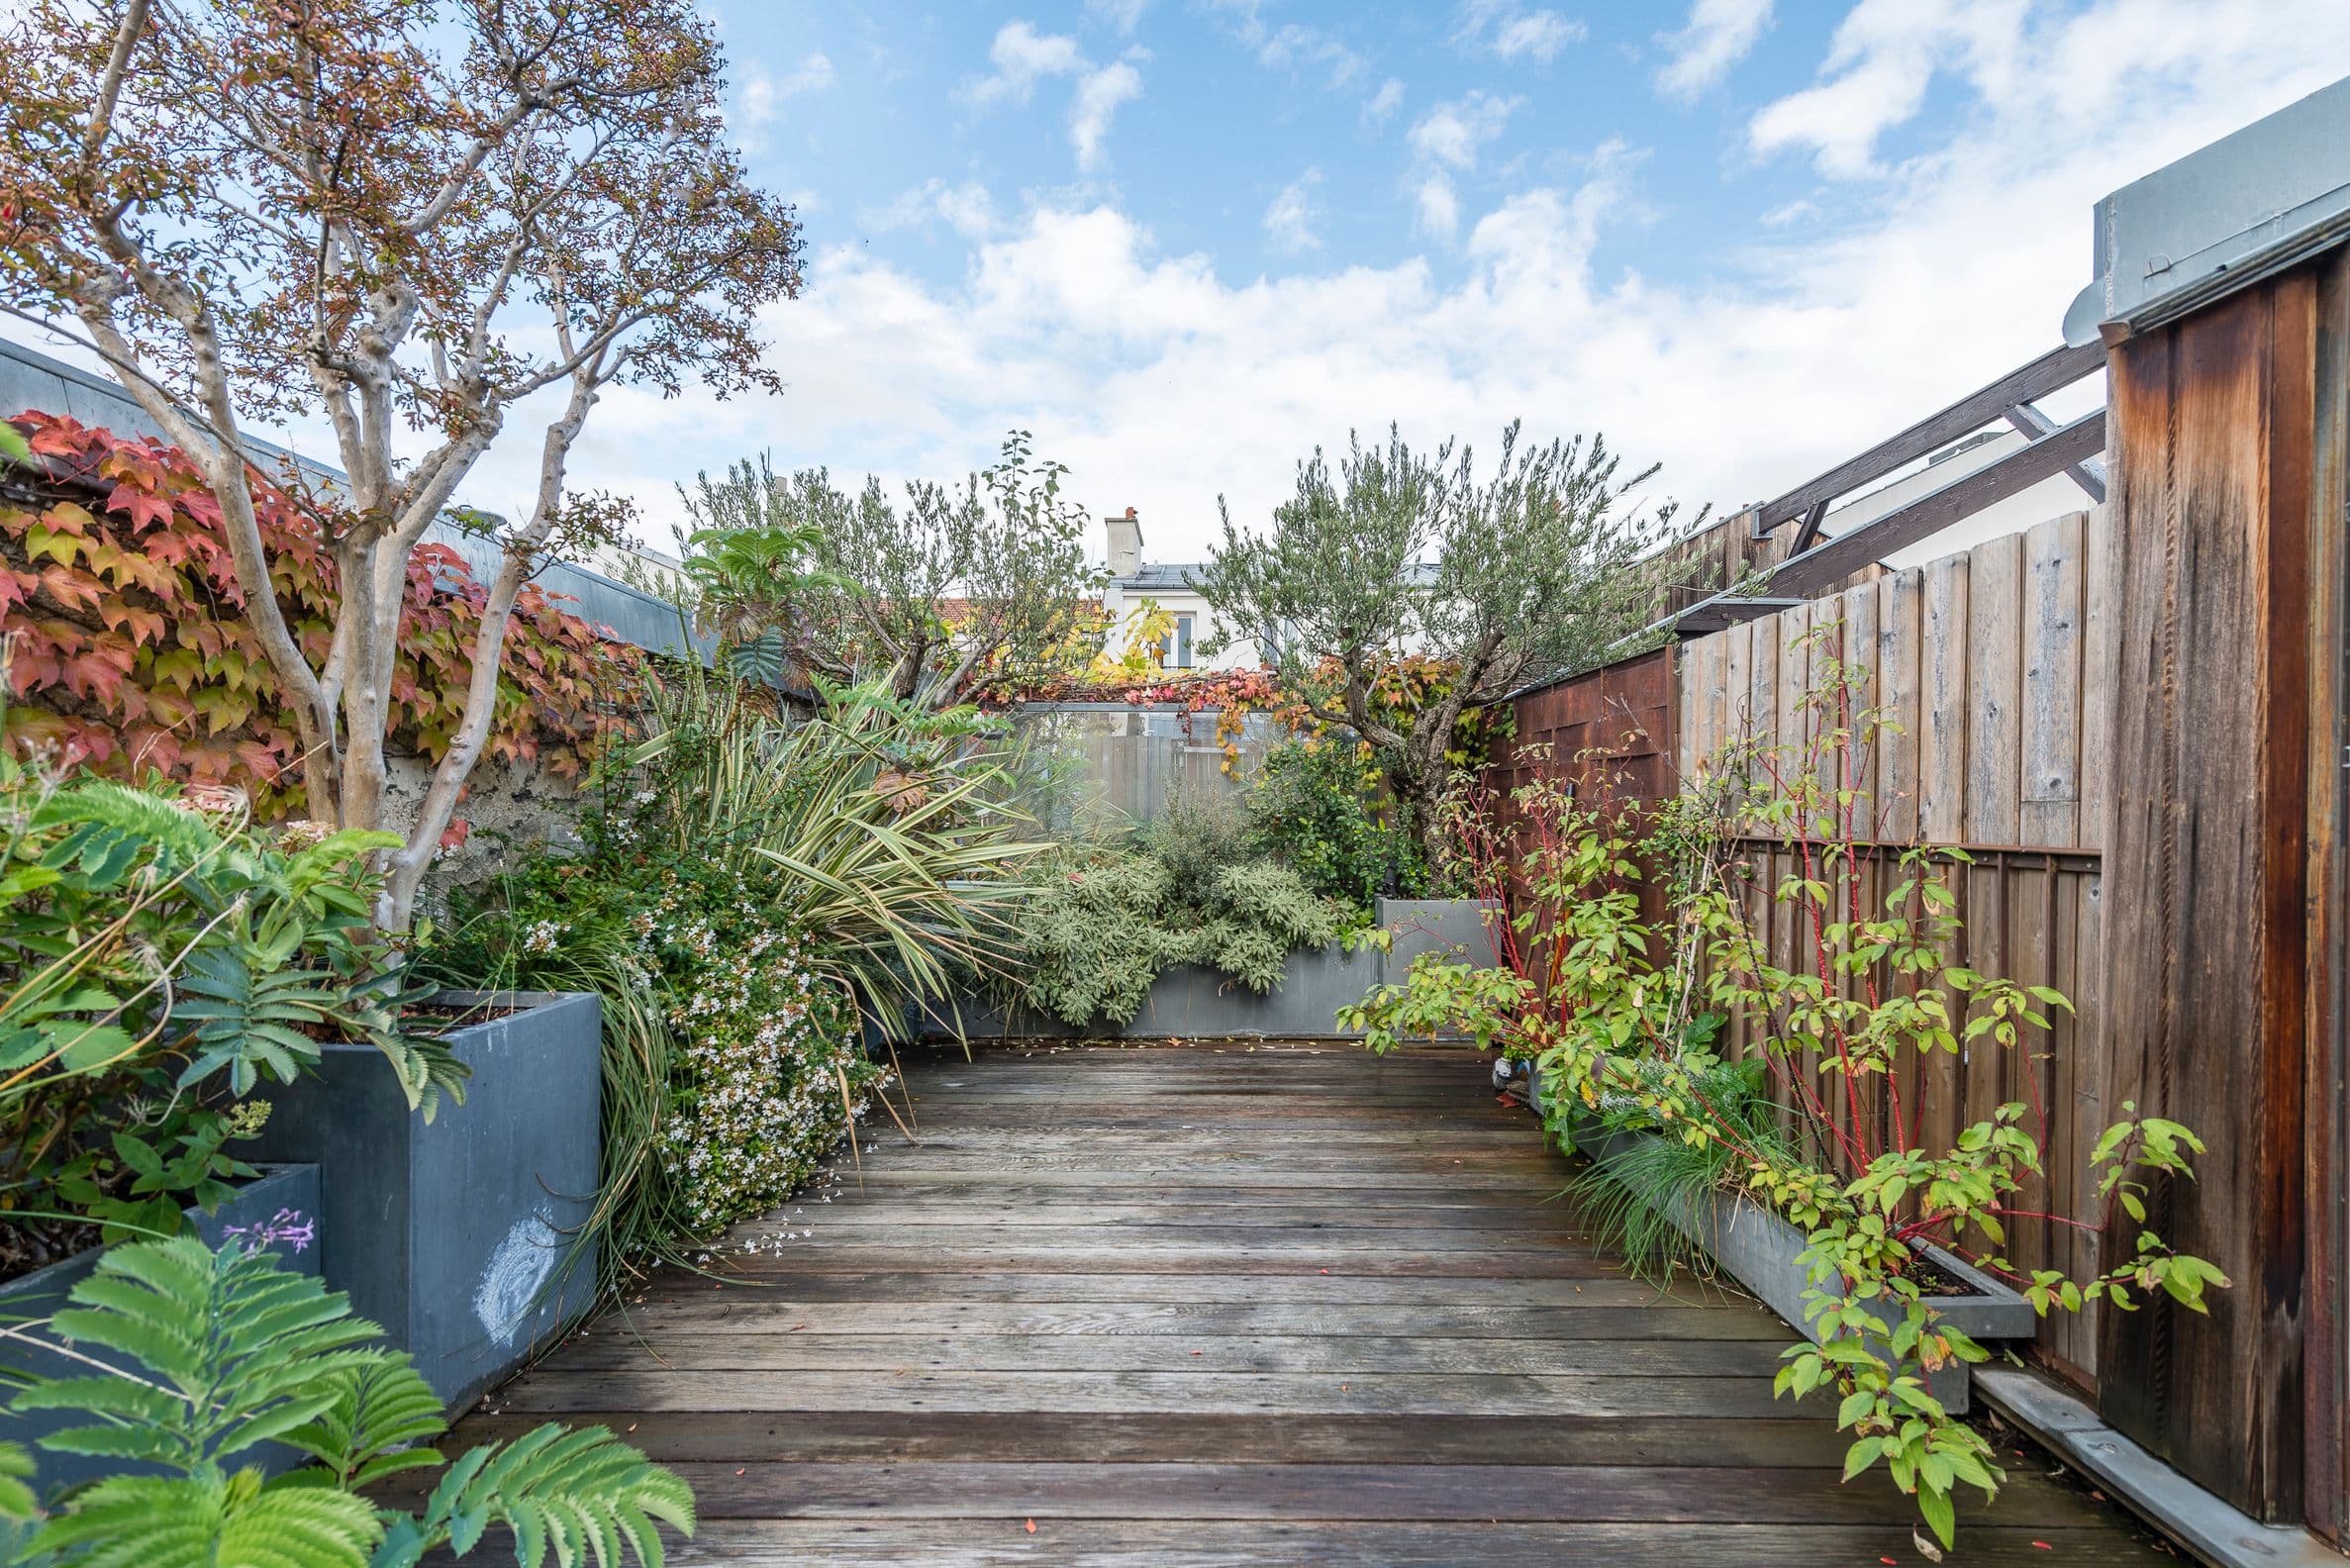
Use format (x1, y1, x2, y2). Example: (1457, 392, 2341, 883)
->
(0, 414, 641, 819)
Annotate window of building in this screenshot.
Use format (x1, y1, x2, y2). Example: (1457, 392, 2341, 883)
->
(1156, 611, 1196, 669)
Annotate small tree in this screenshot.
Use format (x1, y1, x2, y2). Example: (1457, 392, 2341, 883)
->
(1197, 422, 1689, 864)
(0, 0, 802, 926)
(675, 432, 1101, 708)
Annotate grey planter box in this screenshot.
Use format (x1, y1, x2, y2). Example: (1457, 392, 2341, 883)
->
(1536, 1078, 2032, 1413)
(1376, 897, 1503, 975)
(249, 990, 602, 1412)
(1, 1163, 321, 1493)
(916, 898, 1499, 1042)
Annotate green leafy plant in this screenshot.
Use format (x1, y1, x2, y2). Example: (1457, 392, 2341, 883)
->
(0, 747, 457, 1276)
(1196, 421, 1692, 866)
(673, 433, 1103, 710)
(1339, 626, 2231, 1548)
(1245, 737, 1427, 911)
(6, 1233, 692, 1566)
(424, 660, 1046, 1284)
(1014, 842, 1346, 1029)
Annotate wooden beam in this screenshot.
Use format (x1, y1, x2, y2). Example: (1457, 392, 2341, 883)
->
(2004, 401, 2109, 503)
(1762, 409, 2105, 599)
(1750, 342, 2105, 536)
(1672, 597, 1809, 635)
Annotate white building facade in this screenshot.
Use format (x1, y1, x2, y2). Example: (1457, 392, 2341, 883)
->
(1096, 510, 1266, 673)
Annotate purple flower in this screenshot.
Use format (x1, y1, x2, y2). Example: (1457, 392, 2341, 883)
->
(222, 1207, 318, 1255)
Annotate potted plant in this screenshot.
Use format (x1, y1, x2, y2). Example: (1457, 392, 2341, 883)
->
(246, 988, 602, 1410)
(0, 747, 598, 1416)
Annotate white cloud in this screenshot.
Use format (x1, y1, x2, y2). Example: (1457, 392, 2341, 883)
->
(1454, 2, 1588, 63)
(1363, 77, 1406, 125)
(1208, 3, 1372, 93)
(1413, 176, 1461, 243)
(1408, 90, 1521, 171)
(1402, 91, 1519, 245)
(1255, 21, 1370, 89)
(1263, 169, 1324, 253)
(735, 51, 833, 143)
(958, 21, 1085, 110)
(1655, 0, 1772, 101)
(956, 25, 1144, 172)
(864, 178, 998, 241)
(1071, 57, 1145, 171)
(1749, 0, 2025, 176)
(1086, 0, 1150, 33)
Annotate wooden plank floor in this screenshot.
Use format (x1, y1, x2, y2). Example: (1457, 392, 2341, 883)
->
(448, 1042, 2174, 1565)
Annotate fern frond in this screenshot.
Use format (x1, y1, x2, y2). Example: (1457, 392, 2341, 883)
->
(390, 1423, 694, 1568)
(20, 1237, 397, 1471)
(24, 1467, 380, 1568)
(0, 1440, 38, 1521)
(285, 1358, 448, 1488)
(32, 778, 229, 880)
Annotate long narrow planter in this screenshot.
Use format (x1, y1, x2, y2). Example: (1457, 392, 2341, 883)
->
(918, 897, 1498, 1042)
(249, 989, 602, 1411)
(1, 1162, 321, 1492)
(1533, 1069, 2031, 1412)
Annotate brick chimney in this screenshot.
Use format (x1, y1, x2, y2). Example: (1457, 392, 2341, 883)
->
(1105, 506, 1143, 578)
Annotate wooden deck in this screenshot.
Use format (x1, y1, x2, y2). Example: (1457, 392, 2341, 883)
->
(449, 1042, 2173, 1565)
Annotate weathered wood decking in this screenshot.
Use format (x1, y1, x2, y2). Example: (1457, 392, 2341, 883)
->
(450, 1043, 2171, 1565)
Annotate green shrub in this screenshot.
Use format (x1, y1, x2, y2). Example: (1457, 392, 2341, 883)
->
(0, 755, 452, 1279)
(1245, 739, 1425, 910)
(424, 666, 1043, 1284)
(1140, 788, 1255, 907)
(1012, 847, 1344, 1029)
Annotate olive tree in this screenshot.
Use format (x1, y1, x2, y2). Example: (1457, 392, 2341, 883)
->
(675, 432, 1101, 708)
(1197, 422, 1692, 862)
(0, 0, 802, 926)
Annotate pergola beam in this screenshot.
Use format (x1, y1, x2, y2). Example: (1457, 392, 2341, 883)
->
(1763, 408, 2105, 599)
(1658, 407, 2107, 637)
(1748, 341, 2106, 538)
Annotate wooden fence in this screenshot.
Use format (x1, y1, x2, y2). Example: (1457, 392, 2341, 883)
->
(1643, 506, 2111, 1385)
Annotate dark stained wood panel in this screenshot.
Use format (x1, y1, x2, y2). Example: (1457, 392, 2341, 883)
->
(2098, 250, 2350, 1524)
(439, 1043, 2176, 1564)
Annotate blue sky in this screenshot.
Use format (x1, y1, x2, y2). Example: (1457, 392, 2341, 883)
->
(11, 1, 2350, 565)
(557, 0, 2348, 562)
(735, 2, 1857, 302)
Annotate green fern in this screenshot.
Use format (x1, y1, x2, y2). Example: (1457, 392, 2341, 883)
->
(379, 1423, 697, 1568)
(8, 1237, 695, 1567)
(31, 780, 229, 886)
(285, 1360, 448, 1491)
(172, 940, 337, 1095)
(27, 1469, 384, 1568)
(13, 1237, 388, 1472)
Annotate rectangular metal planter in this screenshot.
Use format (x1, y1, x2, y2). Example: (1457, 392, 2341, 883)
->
(1536, 1075, 2032, 1413)
(1375, 897, 1503, 974)
(249, 989, 602, 1412)
(1, 1162, 321, 1493)
(915, 898, 1499, 1042)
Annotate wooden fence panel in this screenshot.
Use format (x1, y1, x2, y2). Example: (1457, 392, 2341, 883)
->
(2021, 512, 2088, 847)
(1919, 554, 1971, 842)
(1666, 507, 2108, 1390)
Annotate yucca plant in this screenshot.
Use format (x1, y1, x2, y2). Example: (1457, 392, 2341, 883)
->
(626, 661, 1048, 1031)
(4, 1233, 692, 1566)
